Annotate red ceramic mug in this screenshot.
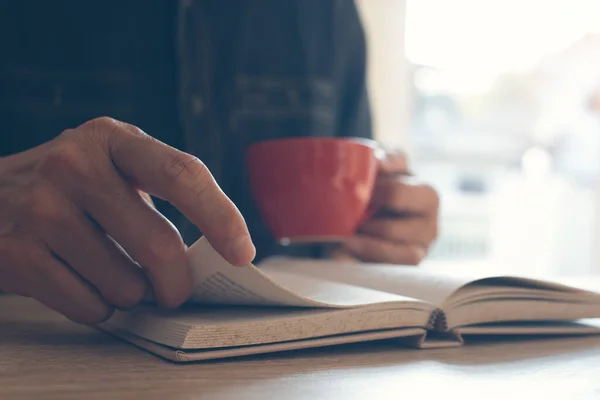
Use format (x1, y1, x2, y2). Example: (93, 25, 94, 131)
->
(246, 137, 381, 244)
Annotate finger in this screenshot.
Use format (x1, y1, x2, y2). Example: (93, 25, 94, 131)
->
(372, 178, 439, 216)
(33, 138, 191, 309)
(327, 246, 361, 263)
(36, 257, 114, 324)
(79, 170, 192, 308)
(33, 189, 149, 310)
(3, 236, 113, 324)
(94, 118, 255, 266)
(378, 151, 409, 175)
(358, 217, 437, 247)
(0, 238, 30, 296)
(35, 256, 114, 324)
(343, 235, 427, 265)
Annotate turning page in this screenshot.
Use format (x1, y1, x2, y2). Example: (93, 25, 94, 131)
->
(259, 257, 473, 306)
(184, 237, 423, 308)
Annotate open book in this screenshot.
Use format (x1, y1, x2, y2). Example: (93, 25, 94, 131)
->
(99, 237, 600, 362)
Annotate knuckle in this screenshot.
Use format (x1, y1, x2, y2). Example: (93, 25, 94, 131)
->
(68, 117, 119, 141)
(85, 116, 123, 135)
(145, 228, 186, 267)
(164, 153, 210, 187)
(41, 140, 92, 179)
(121, 123, 147, 139)
(23, 185, 65, 223)
(108, 119, 146, 139)
(42, 140, 85, 169)
(82, 117, 147, 141)
(63, 117, 147, 147)
(88, 116, 120, 128)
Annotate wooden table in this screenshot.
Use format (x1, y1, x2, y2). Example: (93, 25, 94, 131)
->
(2, 295, 600, 400)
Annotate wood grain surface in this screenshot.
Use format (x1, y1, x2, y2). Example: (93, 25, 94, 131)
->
(2, 295, 600, 400)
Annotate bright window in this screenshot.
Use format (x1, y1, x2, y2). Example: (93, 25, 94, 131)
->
(404, 0, 600, 276)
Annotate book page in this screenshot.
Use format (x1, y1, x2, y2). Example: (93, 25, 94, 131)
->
(259, 258, 600, 308)
(258, 258, 479, 306)
(186, 237, 422, 308)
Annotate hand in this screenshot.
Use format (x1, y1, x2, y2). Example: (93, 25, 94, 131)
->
(0, 117, 255, 324)
(334, 152, 439, 265)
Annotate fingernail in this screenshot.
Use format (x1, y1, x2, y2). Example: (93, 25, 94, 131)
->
(228, 235, 256, 266)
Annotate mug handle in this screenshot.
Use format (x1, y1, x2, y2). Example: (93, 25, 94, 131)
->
(358, 146, 386, 224)
(359, 146, 415, 224)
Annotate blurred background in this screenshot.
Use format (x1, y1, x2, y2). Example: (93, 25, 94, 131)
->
(356, 0, 600, 276)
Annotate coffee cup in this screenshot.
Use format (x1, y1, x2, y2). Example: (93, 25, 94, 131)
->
(246, 137, 381, 245)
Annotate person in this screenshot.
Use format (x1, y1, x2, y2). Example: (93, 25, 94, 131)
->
(0, 0, 438, 324)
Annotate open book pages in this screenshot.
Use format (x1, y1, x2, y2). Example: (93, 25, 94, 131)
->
(105, 238, 434, 349)
(101, 237, 600, 360)
(257, 257, 600, 329)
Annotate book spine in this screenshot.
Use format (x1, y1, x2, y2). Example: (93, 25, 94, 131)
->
(403, 309, 463, 349)
(426, 308, 449, 331)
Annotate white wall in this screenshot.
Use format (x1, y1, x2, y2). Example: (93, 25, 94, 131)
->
(356, 0, 412, 152)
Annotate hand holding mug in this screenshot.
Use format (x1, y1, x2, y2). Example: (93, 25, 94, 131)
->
(246, 138, 438, 265)
(336, 152, 439, 265)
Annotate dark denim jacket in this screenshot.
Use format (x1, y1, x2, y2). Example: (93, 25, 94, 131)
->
(0, 0, 372, 261)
